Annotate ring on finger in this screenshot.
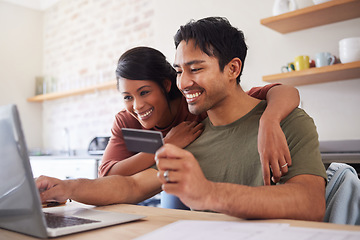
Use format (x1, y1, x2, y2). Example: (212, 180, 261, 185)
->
(163, 170, 170, 183)
(281, 163, 288, 168)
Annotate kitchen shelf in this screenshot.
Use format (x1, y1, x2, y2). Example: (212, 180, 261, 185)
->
(260, 0, 360, 33)
(263, 61, 360, 86)
(27, 80, 117, 102)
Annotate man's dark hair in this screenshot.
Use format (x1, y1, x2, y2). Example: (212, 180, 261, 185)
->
(174, 17, 247, 84)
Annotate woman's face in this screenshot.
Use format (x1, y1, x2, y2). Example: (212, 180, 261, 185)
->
(118, 78, 172, 129)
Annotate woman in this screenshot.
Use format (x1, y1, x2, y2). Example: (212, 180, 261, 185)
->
(99, 46, 299, 187)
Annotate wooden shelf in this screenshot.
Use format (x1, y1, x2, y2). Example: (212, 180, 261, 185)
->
(263, 61, 360, 86)
(260, 0, 360, 33)
(27, 80, 117, 102)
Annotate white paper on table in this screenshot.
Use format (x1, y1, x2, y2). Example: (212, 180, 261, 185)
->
(134, 220, 288, 240)
(134, 220, 360, 240)
(278, 226, 360, 240)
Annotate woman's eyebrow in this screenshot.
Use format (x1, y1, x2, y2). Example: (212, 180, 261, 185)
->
(137, 85, 151, 92)
(121, 85, 152, 95)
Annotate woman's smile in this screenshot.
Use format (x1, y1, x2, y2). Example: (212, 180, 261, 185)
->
(135, 107, 154, 120)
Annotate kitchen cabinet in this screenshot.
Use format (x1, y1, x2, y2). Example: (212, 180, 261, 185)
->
(30, 157, 100, 179)
(320, 140, 360, 177)
(261, 0, 360, 86)
(27, 80, 117, 102)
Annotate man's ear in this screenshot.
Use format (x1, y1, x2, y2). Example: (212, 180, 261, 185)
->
(227, 58, 242, 79)
(163, 79, 172, 93)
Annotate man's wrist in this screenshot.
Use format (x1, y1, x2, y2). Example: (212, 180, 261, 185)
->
(204, 182, 223, 211)
(65, 179, 77, 200)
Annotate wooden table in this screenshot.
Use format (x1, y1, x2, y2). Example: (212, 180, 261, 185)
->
(1, 203, 360, 239)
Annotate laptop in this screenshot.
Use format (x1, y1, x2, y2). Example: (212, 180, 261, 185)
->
(0, 104, 146, 238)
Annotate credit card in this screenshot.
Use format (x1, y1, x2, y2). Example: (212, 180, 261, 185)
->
(121, 128, 164, 154)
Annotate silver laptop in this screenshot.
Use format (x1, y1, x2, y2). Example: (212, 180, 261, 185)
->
(0, 104, 145, 238)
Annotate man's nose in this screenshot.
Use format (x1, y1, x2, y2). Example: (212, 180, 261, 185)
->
(177, 71, 193, 91)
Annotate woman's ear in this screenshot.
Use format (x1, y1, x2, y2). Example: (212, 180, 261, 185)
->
(227, 58, 242, 79)
(163, 79, 172, 93)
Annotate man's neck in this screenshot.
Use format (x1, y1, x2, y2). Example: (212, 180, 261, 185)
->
(207, 87, 261, 126)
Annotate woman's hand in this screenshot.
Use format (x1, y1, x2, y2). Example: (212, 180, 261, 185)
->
(164, 121, 204, 149)
(257, 84, 298, 185)
(258, 118, 292, 185)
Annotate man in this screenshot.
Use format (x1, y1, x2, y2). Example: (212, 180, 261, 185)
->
(36, 17, 326, 221)
(155, 17, 327, 221)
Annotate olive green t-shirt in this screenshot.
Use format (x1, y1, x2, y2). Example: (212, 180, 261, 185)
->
(185, 100, 327, 186)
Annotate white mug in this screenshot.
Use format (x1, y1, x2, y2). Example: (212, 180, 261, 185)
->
(339, 37, 360, 63)
(315, 52, 335, 67)
(273, 0, 298, 16)
(313, 0, 332, 4)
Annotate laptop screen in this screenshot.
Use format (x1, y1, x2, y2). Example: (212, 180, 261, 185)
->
(0, 104, 48, 238)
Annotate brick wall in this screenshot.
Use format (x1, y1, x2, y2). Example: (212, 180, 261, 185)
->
(42, 0, 155, 152)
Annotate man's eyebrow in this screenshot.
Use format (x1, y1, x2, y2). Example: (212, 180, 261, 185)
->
(173, 60, 205, 68)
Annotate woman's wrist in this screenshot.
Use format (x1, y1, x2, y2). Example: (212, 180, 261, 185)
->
(259, 112, 281, 126)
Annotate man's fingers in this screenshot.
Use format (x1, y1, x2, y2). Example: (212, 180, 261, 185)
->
(40, 186, 62, 203)
(156, 144, 193, 163)
(157, 170, 181, 184)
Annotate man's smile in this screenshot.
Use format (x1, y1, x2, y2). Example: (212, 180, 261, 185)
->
(183, 90, 203, 104)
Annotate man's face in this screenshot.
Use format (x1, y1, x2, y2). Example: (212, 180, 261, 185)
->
(173, 39, 229, 115)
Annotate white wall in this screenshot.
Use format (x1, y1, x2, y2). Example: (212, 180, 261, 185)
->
(0, 1, 43, 149)
(153, 0, 360, 141)
(2, 0, 359, 153)
(40, 0, 156, 152)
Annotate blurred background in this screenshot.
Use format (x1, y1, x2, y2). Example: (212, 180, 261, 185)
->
(0, 0, 359, 155)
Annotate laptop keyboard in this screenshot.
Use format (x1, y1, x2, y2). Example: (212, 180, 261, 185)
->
(44, 212, 100, 229)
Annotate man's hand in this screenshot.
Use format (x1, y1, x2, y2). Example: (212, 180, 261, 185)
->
(155, 144, 214, 210)
(258, 118, 292, 185)
(35, 175, 71, 203)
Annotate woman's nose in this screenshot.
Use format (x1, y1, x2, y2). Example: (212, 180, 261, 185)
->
(133, 97, 145, 111)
